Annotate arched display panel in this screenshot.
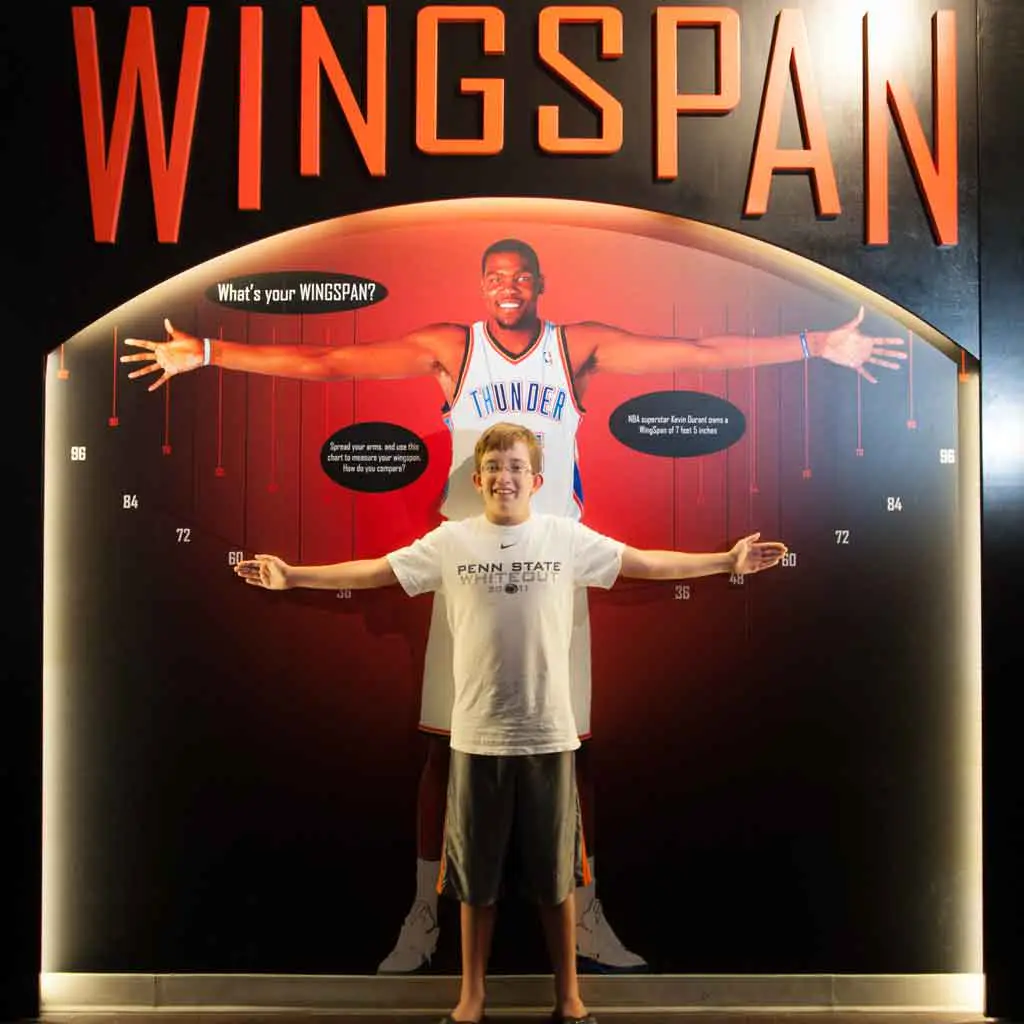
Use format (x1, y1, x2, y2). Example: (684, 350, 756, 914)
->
(42, 199, 981, 1004)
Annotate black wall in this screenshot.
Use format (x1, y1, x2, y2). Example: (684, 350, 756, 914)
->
(977, 0, 1024, 1017)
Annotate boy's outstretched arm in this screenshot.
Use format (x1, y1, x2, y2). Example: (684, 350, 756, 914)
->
(234, 554, 398, 591)
(619, 532, 787, 580)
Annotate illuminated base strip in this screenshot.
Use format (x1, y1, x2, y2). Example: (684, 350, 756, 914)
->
(40, 972, 985, 1013)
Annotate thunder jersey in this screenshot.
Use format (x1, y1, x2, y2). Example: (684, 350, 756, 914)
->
(440, 320, 584, 521)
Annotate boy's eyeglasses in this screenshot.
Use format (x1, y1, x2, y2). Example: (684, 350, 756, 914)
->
(481, 461, 533, 477)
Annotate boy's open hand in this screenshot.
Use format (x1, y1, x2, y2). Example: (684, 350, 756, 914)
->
(730, 533, 788, 575)
(234, 554, 290, 590)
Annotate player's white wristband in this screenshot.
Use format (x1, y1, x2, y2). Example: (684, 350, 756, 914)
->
(202, 337, 212, 366)
(799, 330, 810, 360)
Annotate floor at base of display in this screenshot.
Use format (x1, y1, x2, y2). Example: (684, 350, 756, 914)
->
(38, 973, 986, 1017)
(34, 1011, 991, 1019)
(34, 1013, 991, 1024)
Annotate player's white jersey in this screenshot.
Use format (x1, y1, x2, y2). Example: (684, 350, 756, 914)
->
(440, 320, 584, 521)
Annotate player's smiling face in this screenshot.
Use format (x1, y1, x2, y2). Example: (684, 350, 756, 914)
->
(473, 440, 543, 525)
(481, 251, 543, 330)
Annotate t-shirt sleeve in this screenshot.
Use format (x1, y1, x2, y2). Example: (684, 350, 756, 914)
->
(570, 521, 625, 590)
(387, 525, 446, 596)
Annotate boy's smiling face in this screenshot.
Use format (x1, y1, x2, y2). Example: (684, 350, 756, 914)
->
(473, 439, 543, 525)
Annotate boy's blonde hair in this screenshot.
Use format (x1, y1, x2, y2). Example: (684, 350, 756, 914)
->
(473, 423, 543, 474)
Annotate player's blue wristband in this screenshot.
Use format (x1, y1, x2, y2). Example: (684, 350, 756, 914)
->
(203, 337, 212, 366)
(799, 330, 810, 360)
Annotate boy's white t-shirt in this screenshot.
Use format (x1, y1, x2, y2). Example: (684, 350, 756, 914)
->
(387, 514, 624, 755)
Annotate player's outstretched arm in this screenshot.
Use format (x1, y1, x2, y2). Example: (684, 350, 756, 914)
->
(121, 318, 465, 391)
(619, 532, 787, 580)
(569, 306, 906, 382)
(234, 554, 398, 591)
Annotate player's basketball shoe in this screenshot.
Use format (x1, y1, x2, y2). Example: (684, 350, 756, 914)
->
(377, 899, 439, 973)
(575, 896, 647, 972)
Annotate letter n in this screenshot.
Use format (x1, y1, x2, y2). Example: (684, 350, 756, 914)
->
(300, 7, 387, 177)
(864, 11, 957, 245)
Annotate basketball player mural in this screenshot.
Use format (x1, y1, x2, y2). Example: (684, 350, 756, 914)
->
(123, 238, 907, 973)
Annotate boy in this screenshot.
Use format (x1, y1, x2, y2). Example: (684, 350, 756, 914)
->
(234, 423, 788, 1024)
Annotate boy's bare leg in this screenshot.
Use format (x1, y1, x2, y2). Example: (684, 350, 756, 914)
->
(539, 892, 589, 1020)
(451, 901, 496, 1023)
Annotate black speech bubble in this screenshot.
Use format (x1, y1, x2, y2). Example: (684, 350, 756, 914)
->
(609, 391, 746, 457)
(320, 422, 429, 493)
(206, 271, 388, 314)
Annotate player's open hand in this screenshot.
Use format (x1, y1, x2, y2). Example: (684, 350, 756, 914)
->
(234, 554, 290, 590)
(121, 318, 204, 391)
(817, 307, 907, 384)
(730, 532, 788, 575)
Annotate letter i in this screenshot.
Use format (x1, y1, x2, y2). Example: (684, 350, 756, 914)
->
(239, 7, 263, 210)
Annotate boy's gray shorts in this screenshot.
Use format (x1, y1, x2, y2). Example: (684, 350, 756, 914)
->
(438, 749, 590, 906)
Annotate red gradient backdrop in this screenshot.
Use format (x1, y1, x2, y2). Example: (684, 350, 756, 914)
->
(44, 200, 966, 972)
